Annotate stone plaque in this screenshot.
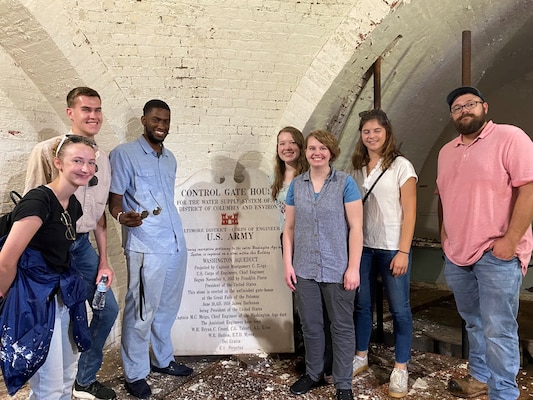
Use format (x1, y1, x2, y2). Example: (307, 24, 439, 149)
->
(171, 168, 294, 355)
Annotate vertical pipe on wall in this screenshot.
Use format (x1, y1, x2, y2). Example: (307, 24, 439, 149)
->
(373, 56, 384, 343)
(462, 30, 472, 86)
(373, 57, 382, 109)
(460, 29, 471, 360)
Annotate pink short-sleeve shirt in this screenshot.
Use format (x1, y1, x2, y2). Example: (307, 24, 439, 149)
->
(436, 121, 533, 273)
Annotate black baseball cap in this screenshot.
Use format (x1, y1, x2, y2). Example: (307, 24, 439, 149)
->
(446, 86, 486, 107)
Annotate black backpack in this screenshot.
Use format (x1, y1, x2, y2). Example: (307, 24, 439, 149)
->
(0, 191, 22, 238)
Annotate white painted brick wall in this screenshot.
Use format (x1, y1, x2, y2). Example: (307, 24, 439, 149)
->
(0, 0, 395, 350)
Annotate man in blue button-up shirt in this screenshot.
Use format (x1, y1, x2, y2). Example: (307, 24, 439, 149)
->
(109, 99, 192, 399)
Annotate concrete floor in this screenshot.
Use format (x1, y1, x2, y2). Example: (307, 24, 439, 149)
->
(3, 283, 533, 399)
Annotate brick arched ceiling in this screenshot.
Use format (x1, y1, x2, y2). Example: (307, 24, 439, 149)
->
(0, 0, 531, 184)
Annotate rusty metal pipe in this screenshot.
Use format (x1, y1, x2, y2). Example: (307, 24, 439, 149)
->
(461, 29, 471, 360)
(373, 57, 382, 109)
(462, 30, 471, 85)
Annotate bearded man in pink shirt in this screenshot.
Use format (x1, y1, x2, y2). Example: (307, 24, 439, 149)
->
(436, 86, 533, 400)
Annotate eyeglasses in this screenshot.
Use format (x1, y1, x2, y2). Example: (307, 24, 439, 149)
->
(150, 191, 162, 216)
(60, 210, 76, 241)
(139, 207, 162, 218)
(55, 134, 97, 157)
(450, 100, 483, 115)
(136, 208, 161, 219)
(126, 192, 162, 220)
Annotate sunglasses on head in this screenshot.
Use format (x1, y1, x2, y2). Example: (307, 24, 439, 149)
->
(55, 134, 97, 157)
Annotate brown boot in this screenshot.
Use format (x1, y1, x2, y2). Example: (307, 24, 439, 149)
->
(448, 375, 488, 398)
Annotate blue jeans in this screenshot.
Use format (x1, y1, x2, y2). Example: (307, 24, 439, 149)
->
(70, 233, 119, 386)
(355, 247, 413, 363)
(445, 251, 522, 400)
(121, 248, 187, 382)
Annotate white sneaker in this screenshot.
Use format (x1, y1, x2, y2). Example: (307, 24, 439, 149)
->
(352, 355, 368, 376)
(389, 368, 408, 398)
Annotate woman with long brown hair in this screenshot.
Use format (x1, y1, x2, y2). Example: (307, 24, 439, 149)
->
(351, 109, 417, 398)
(271, 126, 308, 233)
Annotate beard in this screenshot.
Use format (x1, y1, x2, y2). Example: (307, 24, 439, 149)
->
(144, 127, 167, 145)
(454, 112, 486, 135)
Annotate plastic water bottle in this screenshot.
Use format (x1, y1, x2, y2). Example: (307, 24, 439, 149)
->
(92, 274, 108, 310)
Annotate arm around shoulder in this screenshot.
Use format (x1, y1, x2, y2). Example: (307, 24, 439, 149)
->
(24, 142, 55, 193)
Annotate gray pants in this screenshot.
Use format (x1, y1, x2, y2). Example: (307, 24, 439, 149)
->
(295, 278, 355, 389)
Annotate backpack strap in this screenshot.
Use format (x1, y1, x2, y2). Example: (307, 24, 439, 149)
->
(0, 188, 51, 238)
(9, 191, 22, 206)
